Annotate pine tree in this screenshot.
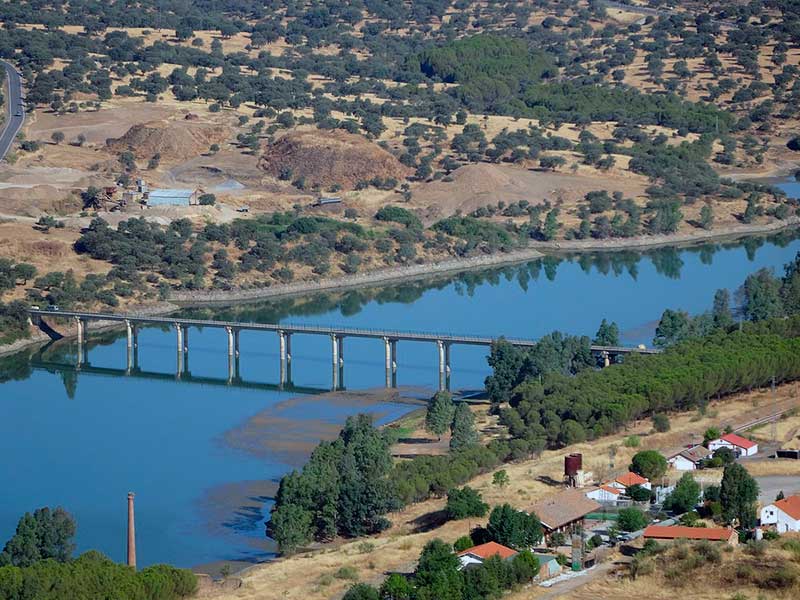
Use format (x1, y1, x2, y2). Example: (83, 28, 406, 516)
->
(450, 403, 478, 450)
(720, 463, 759, 528)
(593, 318, 620, 346)
(425, 391, 455, 440)
(712, 288, 734, 329)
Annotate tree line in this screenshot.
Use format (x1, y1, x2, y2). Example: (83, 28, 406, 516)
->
(0, 506, 196, 600)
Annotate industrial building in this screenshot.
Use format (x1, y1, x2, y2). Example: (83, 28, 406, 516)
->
(145, 188, 198, 207)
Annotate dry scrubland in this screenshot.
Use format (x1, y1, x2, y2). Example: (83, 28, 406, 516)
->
(207, 382, 800, 600)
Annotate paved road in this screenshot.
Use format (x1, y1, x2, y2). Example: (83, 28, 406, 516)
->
(0, 60, 24, 161)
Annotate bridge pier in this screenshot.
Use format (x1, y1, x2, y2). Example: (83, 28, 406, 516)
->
(337, 335, 344, 366)
(182, 326, 189, 353)
(176, 348, 183, 379)
(437, 340, 446, 390)
(601, 351, 610, 368)
(125, 320, 133, 349)
(226, 326, 234, 357)
(75, 316, 84, 346)
(175, 323, 183, 354)
(384, 337, 398, 387)
(331, 334, 339, 370)
(234, 329, 240, 358)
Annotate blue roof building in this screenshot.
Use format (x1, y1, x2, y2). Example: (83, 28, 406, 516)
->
(147, 189, 197, 207)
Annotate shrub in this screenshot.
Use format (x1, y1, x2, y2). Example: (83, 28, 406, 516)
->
(342, 583, 379, 600)
(335, 566, 359, 580)
(623, 435, 640, 448)
(618, 508, 648, 532)
(445, 487, 488, 520)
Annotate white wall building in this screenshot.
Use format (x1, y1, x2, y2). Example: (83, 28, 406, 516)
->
(668, 446, 711, 471)
(760, 495, 800, 532)
(585, 485, 622, 504)
(708, 433, 758, 457)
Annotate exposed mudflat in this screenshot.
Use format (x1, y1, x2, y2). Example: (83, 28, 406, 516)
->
(222, 387, 427, 467)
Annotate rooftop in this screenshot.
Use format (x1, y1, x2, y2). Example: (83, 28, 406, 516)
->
(615, 472, 649, 487)
(643, 525, 735, 541)
(673, 445, 711, 463)
(719, 433, 757, 450)
(599, 485, 622, 495)
(149, 189, 195, 198)
(774, 495, 800, 520)
(530, 489, 601, 530)
(458, 541, 517, 561)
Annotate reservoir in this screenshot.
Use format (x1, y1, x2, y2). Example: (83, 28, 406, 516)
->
(1, 188, 799, 568)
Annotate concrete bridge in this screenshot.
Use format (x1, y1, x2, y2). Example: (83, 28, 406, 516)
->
(29, 309, 660, 391)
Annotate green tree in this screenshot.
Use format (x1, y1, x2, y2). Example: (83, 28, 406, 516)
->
(652, 414, 670, 433)
(453, 535, 474, 552)
(12, 264, 36, 285)
(426, 391, 455, 440)
(712, 289, 734, 329)
(541, 208, 560, 241)
(379, 573, 413, 599)
(703, 427, 721, 445)
(626, 485, 651, 502)
(0, 507, 76, 567)
(343, 583, 380, 600)
(445, 487, 488, 520)
(492, 470, 510, 488)
(741, 268, 783, 322)
(618, 507, 648, 532)
(414, 539, 463, 600)
(198, 193, 216, 206)
(653, 308, 691, 347)
(593, 318, 620, 346)
(268, 504, 313, 555)
(664, 473, 701, 513)
(450, 402, 478, 450)
(51, 131, 65, 145)
(699, 204, 714, 229)
(511, 550, 539, 582)
(486, 504, 543, 549)
(629, 450, 667, 481)
(781, 253, 800, 315)
(720, 463, 759, 528)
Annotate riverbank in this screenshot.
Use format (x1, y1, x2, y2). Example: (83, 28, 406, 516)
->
(1, 218, 798, 358)
(170, 218, 800, 306)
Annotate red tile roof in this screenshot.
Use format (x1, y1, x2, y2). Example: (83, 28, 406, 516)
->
(643, 525, 735, 541)
(458, 541, 518, 560)
(600, 485, 622, 495)
(616, 472, 648, 487)
(774, 495, 800, 520)
(720, 433, 757, 450)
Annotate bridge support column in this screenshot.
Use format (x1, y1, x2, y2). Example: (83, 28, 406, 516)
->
(175, 323, 183, 354)
(437, 340, 446, 391)
(226, 327, 234, 357)
(126, 320, 133, 349)
(286, 333, 292, 362)
(234, 329, 240, 358)
(331, 334, 339, 370)
(279, 331, 287, 363)
(75, 317, 84, 346)
(384, 337, 391, 387)
(601, 351, 610, 368)
(337, 336, 344, 366)
(182, 326, 189, 353)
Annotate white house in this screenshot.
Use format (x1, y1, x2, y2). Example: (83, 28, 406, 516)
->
(586, 485, 622, 504)
(760, 495, 800, 532)
(609, 472, 651, 491)
(457, 542, 517, 570)
(708, 433, 758, 457)
(668, 445, 711, 471)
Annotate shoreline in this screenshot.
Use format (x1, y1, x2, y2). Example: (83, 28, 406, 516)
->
(1, 218, 798, 359)
(170, 217, 800, 306)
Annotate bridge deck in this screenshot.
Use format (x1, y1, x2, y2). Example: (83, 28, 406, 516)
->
(29, 310, 660, 354)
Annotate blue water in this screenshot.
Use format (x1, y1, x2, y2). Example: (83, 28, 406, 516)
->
(1, 180, 799, 568)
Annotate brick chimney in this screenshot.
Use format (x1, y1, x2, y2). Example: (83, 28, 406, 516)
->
(127, 492, 136, 569)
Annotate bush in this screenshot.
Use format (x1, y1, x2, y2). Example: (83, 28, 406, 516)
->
(453, 535, 474, 552)
(375, 206, 421, 229)
(618, 508, 648, 532)
(445, 487, 488, 520)
(198, 193, 216, 206)
(652, 414, 670, 432)
(335, 566, 359, 580)
(342, 583, 379, 600)
(623, 435, 640, 448)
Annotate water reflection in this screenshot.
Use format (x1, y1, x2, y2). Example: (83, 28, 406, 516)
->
(180, 228, 800, 325)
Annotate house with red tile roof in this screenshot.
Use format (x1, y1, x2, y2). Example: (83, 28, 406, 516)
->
(708, 433, 758, 457)
(457, 542, 517, 569)
(609, 471, 651, 491)
(760, 495, 800, 533)
(643, 525, 738, 546)
(585, 485, 622, 504)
